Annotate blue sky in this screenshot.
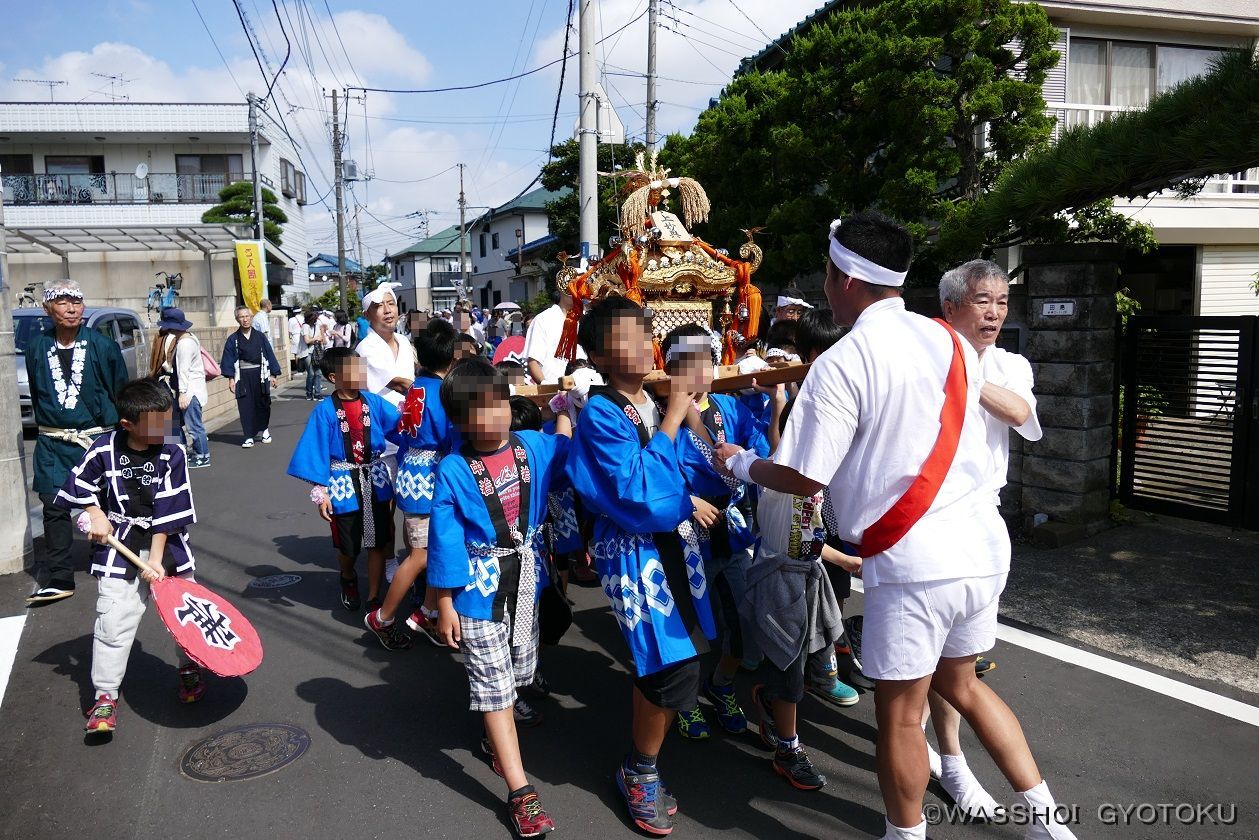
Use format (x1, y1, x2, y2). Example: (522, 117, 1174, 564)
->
(0, 0, 824, 258)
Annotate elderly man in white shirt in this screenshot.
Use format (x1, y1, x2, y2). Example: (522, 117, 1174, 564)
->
(354, 282, 414, 407)
(715, 213, 1075, 840)
(522, 287, 586, 384)
(915, 258, 1046, 822)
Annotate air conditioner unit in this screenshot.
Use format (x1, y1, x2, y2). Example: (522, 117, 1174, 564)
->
(343, 160, 359, 181)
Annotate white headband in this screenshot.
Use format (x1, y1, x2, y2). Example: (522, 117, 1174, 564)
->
(776, 295, 813, 310)
(665, 334, 713, 366)
(44, 287, 84, 302)
(363, 282, 401, 307)
(827, 218, 908, 287)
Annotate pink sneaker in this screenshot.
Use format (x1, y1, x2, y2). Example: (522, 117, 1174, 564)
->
(85, 694, 118, 733)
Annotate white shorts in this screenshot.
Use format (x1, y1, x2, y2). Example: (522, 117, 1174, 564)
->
(861, 572, 1007, 681)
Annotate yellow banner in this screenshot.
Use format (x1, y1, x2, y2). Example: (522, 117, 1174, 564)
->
(235, 240, 265, 313)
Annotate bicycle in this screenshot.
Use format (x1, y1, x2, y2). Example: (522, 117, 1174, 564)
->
(147, 271, 183, 324)
(16, 282, 44, 308)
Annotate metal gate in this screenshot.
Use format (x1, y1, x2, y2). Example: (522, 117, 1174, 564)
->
(1118, 315, 1257, 526)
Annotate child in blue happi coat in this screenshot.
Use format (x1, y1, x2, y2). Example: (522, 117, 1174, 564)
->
(287, 347, 400, 612)
(428, 357, 570, 837)
(565, 296, 718, 837)
(363, 320, 460, 651)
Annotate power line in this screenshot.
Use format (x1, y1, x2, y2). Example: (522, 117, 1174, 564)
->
(264, 0, 293, 104)
(726, 0, 790, 58)
(321, 0, 362, 85)
(371, 164, 461, 184)
(189, 0, 245, 96)
(350, 6, 647, 95)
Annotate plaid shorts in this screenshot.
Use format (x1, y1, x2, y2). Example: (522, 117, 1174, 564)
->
(459, 608, 540, 712)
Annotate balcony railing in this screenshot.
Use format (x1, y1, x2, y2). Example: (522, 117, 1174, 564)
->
(0, 172, 245, 206)
(429, 271, 465, 286)
(1045, 103, 1259, 196)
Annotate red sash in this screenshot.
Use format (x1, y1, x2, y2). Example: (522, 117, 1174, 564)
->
(857, 319, 968, 558)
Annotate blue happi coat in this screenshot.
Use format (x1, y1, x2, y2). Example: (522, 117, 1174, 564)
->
(286, 392, 400, 514)
(393, 373, 459, 515)
(566, 392, 717, 677)
(676, 392, 771, 556)
(53, 431, 197, 580)
(428, 431, 568, 621)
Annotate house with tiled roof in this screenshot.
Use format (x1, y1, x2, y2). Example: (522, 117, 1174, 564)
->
(467, 186, 570, 308)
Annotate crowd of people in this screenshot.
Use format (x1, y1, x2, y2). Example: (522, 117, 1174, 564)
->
(22, 210, 1077, 840)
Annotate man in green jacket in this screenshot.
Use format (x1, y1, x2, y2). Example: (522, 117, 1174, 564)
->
(25, 279, 126, 604)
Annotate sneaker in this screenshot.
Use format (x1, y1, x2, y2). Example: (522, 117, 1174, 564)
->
(241, 438, 255, 449)
(339, 576, 361, 611)
(509, 790, 556, 838)
(659, 779, 679, 816)
(773, 744, 826, 791)
(675, 706, 711, 740)
(807, 679, 860, 708)
(843, 615, 863, 663)
(703, 677, 748, 734)
(85, 694, 117, 733)
(178, 664, 207, 703)
(405, 610, 447, 647)
(570, 563, 599, 587)
(514, 697, 544, 727)
(26, 581, 75, 605)
(260, 430, 272, 444)
(364, 610, 413, 651)
(616, 761, 674, 836)
(481, 736, 504, 778)
(751, 684, 778, 749)
(188, 455, 211, 469)
(521, 671, 551, 698)
(843, 665, 877, 692)
(975, 656, 997, 677)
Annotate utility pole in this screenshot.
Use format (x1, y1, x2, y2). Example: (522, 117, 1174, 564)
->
(247, 93, 265, 244)
(458, 163, 469, 303)
(0, 165, 33, 574)
(646, 0, 659, 155)
(577, 0, 599, 261)
(331, 88, 348, 312)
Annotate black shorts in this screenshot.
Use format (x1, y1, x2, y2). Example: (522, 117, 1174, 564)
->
(761, 650, 807, 705)
(634, 657, 701, 712)
(330, 500, 395, 560)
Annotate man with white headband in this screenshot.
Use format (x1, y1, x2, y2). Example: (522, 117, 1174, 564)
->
(714, 211, 1076, 840)
(25, 278, 128, 604)
(773, 290, 813, 323)
(355, 282, 414, 407)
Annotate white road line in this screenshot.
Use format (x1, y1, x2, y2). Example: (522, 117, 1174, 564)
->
(0, 614, 27, 711)
(849, 579, 1259, 728)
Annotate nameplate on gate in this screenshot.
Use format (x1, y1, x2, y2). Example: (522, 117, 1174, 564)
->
(1042, 300, 1076, 317)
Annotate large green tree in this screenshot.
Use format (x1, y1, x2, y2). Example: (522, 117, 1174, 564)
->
(666, 0, 1095, 286)
(201, 180, 288, 247)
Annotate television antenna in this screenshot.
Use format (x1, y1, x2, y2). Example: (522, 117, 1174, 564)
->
(13, 78, 66, 101)
(90, 71, 132, 101)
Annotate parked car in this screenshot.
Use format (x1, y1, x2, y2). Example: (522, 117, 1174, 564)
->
(14, 307, 146, 429)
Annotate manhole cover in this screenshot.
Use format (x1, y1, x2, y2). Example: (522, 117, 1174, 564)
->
(247, 574, 302, 590)
(265, 510, 306, 521)
(181, 723, 310, 782)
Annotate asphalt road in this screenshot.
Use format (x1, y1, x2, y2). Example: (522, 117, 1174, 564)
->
(1, 393, 1255, 840)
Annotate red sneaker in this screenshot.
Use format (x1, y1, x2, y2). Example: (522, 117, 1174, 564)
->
(405, 610, 446, 647)
(85, 694, 118, 733)
(178, 664, 207, 703)
(509, 790, 555, 837)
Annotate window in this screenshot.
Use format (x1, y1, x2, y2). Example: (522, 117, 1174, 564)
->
(491, 231, 500, 250)
(116, 317, 141, 349)
(294, 169, 307, 205)
(93, 317, 116, 344)
(479, 233, 487, 258)
(0, 154, 33, 175)
(279, 158, 296, 198)
(1069, 38, 1224, 108)
(399, 262, 407, 277)
(45, 155, 105, 174)
(176, 154, 244, 202)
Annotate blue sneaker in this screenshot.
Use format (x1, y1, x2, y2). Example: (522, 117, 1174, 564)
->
(807, 678, 860, 708)
(751, 683, 778, 749)
(702, 677, 748, 734)
(674, 706, 711, 740)
(616, 761, 674, 835)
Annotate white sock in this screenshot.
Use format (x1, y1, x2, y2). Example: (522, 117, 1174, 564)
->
(1021, 780, 1078, 840)
(939, 753, 1004, 820)
(922, 724, 942, 779)
(880, 818, 927, 840)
